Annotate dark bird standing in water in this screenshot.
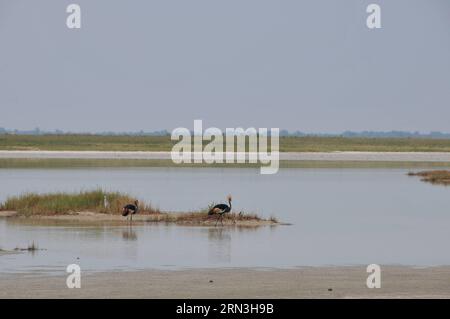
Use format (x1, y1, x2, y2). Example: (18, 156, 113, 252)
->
(122, 200, 139, 222)
(208, 195, 232, 226)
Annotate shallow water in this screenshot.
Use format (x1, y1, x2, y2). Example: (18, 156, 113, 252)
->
(1, 167, 450, 274)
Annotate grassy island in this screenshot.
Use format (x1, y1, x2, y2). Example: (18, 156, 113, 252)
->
(0, 190, 278, 226)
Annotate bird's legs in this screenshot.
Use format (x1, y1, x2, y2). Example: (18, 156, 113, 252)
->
(215, 214, 220, 227)
(215, 214, 224, 227)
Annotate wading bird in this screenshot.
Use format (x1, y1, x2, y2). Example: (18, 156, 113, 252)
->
(208, 195, 232, 227)
(122, 200, 139, 222)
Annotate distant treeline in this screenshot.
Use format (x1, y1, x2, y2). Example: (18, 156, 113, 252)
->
(1, 127, 450, 139)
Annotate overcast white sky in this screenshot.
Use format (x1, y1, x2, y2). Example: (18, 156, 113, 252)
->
(0, 0, 449, 133)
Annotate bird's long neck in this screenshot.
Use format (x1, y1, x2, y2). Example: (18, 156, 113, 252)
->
(228, 200, 232, 210)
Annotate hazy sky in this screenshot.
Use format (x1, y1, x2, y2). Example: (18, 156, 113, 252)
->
(1, 0, 449, 133)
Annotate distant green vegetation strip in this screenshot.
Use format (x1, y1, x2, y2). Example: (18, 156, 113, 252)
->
(2, 134, 450, 152)
(0, 135, 173, 151)
(1, 158, 450, 169)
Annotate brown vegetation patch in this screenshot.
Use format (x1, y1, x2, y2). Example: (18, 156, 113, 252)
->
(408, 170, 450, 185)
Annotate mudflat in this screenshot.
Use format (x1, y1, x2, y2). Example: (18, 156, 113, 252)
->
(1, 266, 449, 299)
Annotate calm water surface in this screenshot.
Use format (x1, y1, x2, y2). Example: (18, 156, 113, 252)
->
(1, 167, 449, 274)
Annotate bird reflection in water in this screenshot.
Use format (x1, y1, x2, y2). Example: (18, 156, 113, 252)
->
(122, 225, 137, 241)
(207, 227, 231, 263)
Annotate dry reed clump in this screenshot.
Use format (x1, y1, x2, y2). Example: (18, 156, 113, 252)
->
(144, 210, 267, 224)
(408, 170, 450, 185)
(14, 241, 41, 252)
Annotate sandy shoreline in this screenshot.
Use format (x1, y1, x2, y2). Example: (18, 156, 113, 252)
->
(0, 211, 279, 227)
(1, 266, 450, 298)
(2, 150, 450, 162)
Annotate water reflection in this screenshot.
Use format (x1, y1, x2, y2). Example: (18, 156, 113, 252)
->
(207, 228, 231, 263)
(122, 226, 137, 241)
